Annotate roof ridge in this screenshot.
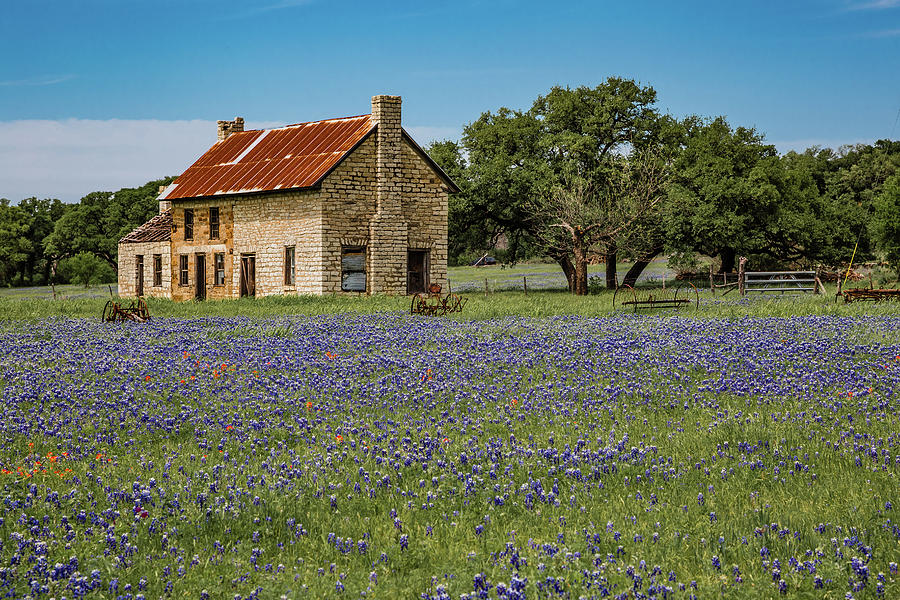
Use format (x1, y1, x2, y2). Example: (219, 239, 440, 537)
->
(238, 114, 373, 134)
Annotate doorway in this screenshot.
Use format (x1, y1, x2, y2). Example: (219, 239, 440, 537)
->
(195, 254, 206, 300)
(136, 255, 144, 297)
(240, 254, 256, 297)
(407, 250, 429, 294)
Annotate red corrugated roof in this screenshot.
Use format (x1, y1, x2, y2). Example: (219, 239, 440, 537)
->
(159, 115, 374, 200)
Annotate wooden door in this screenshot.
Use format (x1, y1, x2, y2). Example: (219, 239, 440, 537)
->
(195, 254, 206, 300)
(407, 250, 428, 295)
(136, 255, 144, 297)
(240, 254, 256, 297)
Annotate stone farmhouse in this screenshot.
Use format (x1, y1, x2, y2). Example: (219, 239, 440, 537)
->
(117, 95, 457, 301)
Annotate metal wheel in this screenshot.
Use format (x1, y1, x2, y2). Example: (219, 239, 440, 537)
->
(102, 300, 115, 322)
(677, 281, 700, 309)
(689, 281, 700, 308)
(137, 297, 149, 320)
(410, 293, 429, 315)
(613, 284, 636, 311)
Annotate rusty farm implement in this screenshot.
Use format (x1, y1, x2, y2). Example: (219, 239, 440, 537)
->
(102, 297, 151, 323)
(410, 283, 467, 317)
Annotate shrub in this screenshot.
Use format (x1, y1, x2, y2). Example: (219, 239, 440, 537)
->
(58, 252, 116, 286)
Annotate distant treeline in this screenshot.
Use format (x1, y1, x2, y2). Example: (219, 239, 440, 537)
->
(2, 79, 899, 291)
(0, 177, 174, 287)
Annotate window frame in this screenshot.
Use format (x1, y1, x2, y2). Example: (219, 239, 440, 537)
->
(340, 246, 367, 292)
(284, 246, 296, 286)
(209, 207, 220, 240)
(184, 209, 194, 241)
(179, 254, 189, 286)
(153, 254, 162, 287)
(214, 252, 225, 286)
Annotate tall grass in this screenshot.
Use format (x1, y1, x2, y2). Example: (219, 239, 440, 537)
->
(2, 285, 899, 321)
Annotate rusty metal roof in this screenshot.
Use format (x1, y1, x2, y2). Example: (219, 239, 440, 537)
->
(119, 210, 172, 244)
(159, 115, 374, 200)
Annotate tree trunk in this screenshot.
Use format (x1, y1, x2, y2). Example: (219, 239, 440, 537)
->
(554, 253, 576, 293)
(605, 244, 617, 290)
(622, 245, 663, 287)
(573, 239, 589, 296)
(719, 248, 736, 273)
(101, 252, 118, 273)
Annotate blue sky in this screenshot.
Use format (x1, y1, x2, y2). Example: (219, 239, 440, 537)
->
(1, 0, 898, 202)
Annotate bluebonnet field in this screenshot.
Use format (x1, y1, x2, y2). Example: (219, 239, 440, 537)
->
(1, 314, 899, 599)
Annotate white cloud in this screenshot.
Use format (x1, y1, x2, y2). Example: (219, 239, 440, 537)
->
(223, 0, 315, 19)
(0, 118, 280, 203)
(864, 27, 900, 36)
(0, 74, 75, 87)
(846, 0, 900, 9)
(0, 118, 460, 203)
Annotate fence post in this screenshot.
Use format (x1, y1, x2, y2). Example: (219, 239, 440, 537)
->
(523, 276, 528, 296)
(485, 278, 489, 296)
(709, 264, 715, 295)
(738, 256, 747, 296)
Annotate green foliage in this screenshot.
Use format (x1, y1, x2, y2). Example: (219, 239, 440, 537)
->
(667, 250, 702, 277)
(0, 200, 31, 286)
(873, 175, 900, 277)
(43, 176, 175, 270)
(58, 251, 117, 287)
(665, 117, 779, 271)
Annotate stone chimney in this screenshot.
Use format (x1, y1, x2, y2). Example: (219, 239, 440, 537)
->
(217, 117, 244, 142)
(368, 95, 407, 294)
(158, 185, 172, 214)
(370, 95, 402, 215)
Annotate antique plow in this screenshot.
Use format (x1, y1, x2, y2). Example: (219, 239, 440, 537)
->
(839, 288, 900, 303)
(613, 283, 699, 312)
(102, 298, 151, 323)
(410, 283, 467, 317)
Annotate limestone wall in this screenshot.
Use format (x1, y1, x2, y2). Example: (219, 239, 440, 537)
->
(170, 202, 234, 301)
(231, 191, 323, 297)
(320, 135, 377, 293)
(399, 142, 449, 291)
(116, 241, 171, 299)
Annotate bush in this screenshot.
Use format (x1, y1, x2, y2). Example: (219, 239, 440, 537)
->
(667, 251, 701, 277)
(58, 252, 116, 287)
(873, 176, 900, 278)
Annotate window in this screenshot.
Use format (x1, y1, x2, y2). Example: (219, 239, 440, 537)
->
(214, 253, 225, 286)
(179, 254, 189, 286)
(341, 246, 366, 292)
(153, 254, 162, 287)
(284, 246, 295, 286)
(209, 207, 220, 239)
(184, 209, 194, 240)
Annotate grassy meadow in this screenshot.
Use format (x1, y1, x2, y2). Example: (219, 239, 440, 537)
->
(1, 264, 899, 599)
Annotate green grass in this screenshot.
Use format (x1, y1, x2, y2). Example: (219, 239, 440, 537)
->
(1, 263, 899, 320)
(2, 285, 899, 321)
